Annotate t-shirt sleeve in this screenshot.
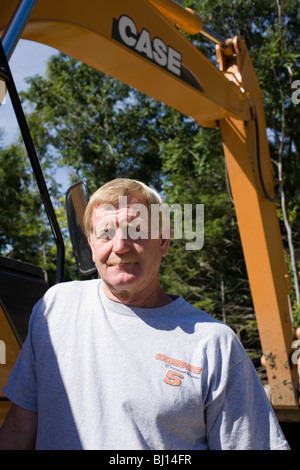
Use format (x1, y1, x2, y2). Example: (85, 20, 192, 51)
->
(2, 302, 40, 413)
(205, 354, 290, 450)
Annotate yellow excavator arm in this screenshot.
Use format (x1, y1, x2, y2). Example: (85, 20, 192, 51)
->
(0, 0, 299, 417)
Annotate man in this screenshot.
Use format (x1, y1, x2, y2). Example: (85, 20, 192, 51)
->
(0, 178, 290, 450)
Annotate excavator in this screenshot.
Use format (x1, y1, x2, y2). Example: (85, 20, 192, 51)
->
(0, 0, 300, 447)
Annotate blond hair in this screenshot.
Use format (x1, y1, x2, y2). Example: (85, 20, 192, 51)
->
(84, 178, 164, 237)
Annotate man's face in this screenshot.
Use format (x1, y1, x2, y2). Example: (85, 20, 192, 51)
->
(88, 195, 169, 302)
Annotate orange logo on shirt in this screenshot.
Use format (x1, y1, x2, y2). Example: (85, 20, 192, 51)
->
(155, 353, 202, 387)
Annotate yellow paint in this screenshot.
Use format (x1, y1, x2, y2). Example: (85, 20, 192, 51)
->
(0, 305, 20, 425)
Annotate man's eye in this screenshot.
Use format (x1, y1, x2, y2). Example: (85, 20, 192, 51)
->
(134, 224, 147, 236)
(97, 228, 116, 240)
(128, 222, 149, 239)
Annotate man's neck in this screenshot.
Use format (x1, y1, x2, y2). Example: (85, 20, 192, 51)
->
(103, 283, 172, 308)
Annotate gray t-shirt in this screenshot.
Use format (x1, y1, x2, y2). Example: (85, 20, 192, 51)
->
(3, 279, 289, 450)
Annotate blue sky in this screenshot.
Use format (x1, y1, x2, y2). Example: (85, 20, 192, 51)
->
(0, 39, 58, 145)
(0, 39, 71, 189)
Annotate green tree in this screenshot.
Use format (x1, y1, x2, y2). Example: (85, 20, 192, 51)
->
(183, 0, 300, 323)
(0, 136, 51, 270)
(158, 117, 258, 357)
(21, 54, 166, 193)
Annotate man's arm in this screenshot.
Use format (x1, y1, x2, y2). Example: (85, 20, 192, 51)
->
(0, 403, 37, 450)
(205, 354, 290, 450)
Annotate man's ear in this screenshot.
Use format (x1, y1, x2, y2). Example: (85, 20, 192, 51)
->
(160, 222, 171, 258)
(88, 236, 95, 261)
(160, 236, 170, 258)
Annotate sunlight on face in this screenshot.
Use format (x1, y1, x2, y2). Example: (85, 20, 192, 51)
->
(88, 195, 170, 305)
(93, 199, 150, 242)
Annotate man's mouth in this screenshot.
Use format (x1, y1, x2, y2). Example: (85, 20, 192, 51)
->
(106, 258, 138, 266)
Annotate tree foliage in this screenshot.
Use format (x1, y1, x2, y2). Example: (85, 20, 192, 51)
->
(21, 54, 165, 193)
(0, 136, 44, 260)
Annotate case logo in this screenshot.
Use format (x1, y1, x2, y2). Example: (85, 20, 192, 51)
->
(112, 14, 203, 92)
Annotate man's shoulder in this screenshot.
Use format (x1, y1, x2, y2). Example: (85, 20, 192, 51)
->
(179, 299, 229, 330)
(33, 279, 101, 313)
(179, 299, 245, 352)
(28, 279, 101, 330)
(45, 279, 100, 297)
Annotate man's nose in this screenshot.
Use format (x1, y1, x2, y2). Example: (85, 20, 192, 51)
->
(112, 227, 130, 253)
